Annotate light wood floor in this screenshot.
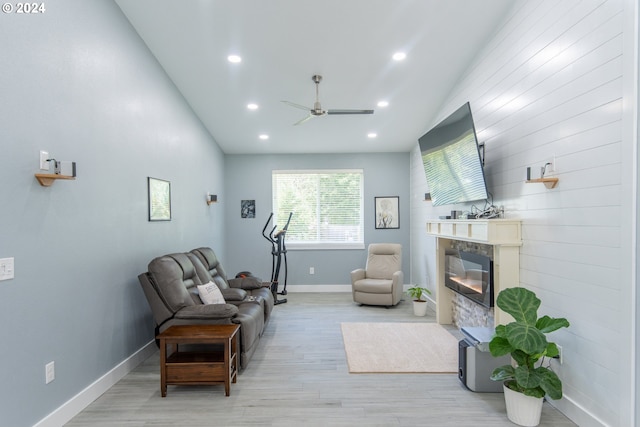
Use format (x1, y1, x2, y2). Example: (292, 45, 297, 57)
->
(66, 293, 577, 426)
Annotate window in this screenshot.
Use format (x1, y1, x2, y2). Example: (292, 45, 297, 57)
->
(272, 169, 364, 249)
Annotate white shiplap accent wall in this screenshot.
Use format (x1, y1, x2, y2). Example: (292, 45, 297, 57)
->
(410, 1, 636, 426)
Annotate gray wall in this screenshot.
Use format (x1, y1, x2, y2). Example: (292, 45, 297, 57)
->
(224, 153, 411, 288)
(0, 1, 226, 426)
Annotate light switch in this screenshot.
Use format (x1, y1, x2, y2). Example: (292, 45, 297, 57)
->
(0, 257, 14, 281)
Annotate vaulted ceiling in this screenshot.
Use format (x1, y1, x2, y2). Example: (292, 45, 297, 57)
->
(115, 0, 513, 154)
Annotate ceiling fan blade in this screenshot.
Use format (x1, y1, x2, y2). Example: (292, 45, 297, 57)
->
(293, 114, 316, 126)
(327, 109, 374, 115)
(282, 100, 312, 111)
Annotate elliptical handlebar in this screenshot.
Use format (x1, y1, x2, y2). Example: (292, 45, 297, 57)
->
(262, 212, 280, 243)
(283, 212, 293, 231)
(274, 212, 293, 238)
(262, 212, 274, 240)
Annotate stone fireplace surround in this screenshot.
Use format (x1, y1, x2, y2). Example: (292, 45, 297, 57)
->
(449, 241, 494, 328)
(426, 219, 522, 328)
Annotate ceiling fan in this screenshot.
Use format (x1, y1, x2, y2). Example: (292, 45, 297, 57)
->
(282, 75, 374, 125)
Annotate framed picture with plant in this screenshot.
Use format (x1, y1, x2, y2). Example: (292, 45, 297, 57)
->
(375, 196, 399, 229)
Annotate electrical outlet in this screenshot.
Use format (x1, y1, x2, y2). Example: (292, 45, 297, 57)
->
(45, 361, 55, 384)
(40, 151, 50, 170)
(556, 345, 563, 364)
(309, 267, 315, 275)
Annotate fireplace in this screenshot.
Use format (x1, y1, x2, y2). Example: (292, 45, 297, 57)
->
(445, 249, 493, 308)
(426, 219, 521, 327)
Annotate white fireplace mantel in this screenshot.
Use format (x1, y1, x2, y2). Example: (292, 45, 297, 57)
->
(426, 219, 522, 326)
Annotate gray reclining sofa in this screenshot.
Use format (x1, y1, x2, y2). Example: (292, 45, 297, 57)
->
(138, 248, 274, 369)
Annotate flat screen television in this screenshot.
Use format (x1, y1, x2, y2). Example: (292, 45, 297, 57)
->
(418, 102, 488, 207)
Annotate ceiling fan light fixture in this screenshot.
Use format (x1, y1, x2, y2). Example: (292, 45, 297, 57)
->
(227, 54, 242, 63)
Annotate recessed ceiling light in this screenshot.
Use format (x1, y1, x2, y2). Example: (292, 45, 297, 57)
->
(227, 55, 242, 63)
(377, 101, 389, 108)
(247, 103, 258, 110)
(259, 134, 269, 140)
(367, 133, 377, 138)
(392, 52, 406, 61)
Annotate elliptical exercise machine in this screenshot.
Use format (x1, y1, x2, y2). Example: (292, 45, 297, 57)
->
(262, 212, 292, 305)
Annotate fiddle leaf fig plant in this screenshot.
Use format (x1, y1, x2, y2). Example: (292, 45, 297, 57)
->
(405, 285, 431, 302)
(489, 287, 570, 400)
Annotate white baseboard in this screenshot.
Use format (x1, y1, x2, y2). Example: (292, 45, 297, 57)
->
(424, 294, 437, 312)
(284, 284, 352, 292)
(547, 394, 609, 427)
(33, 341, 157, 427)
(285, 284, 421, 294)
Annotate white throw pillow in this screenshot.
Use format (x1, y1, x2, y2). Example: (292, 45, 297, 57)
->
(197, 281, 226, 305)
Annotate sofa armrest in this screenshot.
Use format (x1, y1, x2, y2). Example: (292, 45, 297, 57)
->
(174, 304, 239, 320)
(220, 288, 248, 302)
(350, 268, 365, 284)
(228, 276, 264, 290)
(392, 270, 404, 287)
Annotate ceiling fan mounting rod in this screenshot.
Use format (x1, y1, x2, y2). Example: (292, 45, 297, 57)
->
(312, 75, 324, 114)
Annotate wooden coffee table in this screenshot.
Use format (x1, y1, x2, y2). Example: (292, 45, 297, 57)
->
(156, 324, 240, 397)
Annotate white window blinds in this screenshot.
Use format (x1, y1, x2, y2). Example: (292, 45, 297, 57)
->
(272, 169, 364, 249)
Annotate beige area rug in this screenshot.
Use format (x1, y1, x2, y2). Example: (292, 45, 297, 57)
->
(341, 322, 459, 373)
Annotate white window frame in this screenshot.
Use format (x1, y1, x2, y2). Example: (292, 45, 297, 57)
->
(272, 169, 365, 250)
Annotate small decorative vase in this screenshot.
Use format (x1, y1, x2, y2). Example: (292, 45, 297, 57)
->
(503, 384, 544, 427)
(412, 300, 428, 316)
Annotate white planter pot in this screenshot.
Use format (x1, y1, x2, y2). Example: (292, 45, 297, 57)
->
(503, 384, 544, 427)
(412, 300, 428, 316)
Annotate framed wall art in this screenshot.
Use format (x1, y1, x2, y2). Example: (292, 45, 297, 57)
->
(241, 200, 255, 218)
(374, 196, 399, 229)
(148, 177, 171, 221)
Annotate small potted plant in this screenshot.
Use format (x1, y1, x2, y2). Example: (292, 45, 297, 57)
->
(405, 285, 432, 316)
(489, 287, 570, 427)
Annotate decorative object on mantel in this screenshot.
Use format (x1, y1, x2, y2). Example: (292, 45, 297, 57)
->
(374, 196, 399, 229)
(405, 285, 432, 316)
(489, 287, 570, 427)
(206, 194, 218, 205)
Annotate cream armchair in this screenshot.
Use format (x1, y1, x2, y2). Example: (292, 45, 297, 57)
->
(351, 243, 403, 307)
